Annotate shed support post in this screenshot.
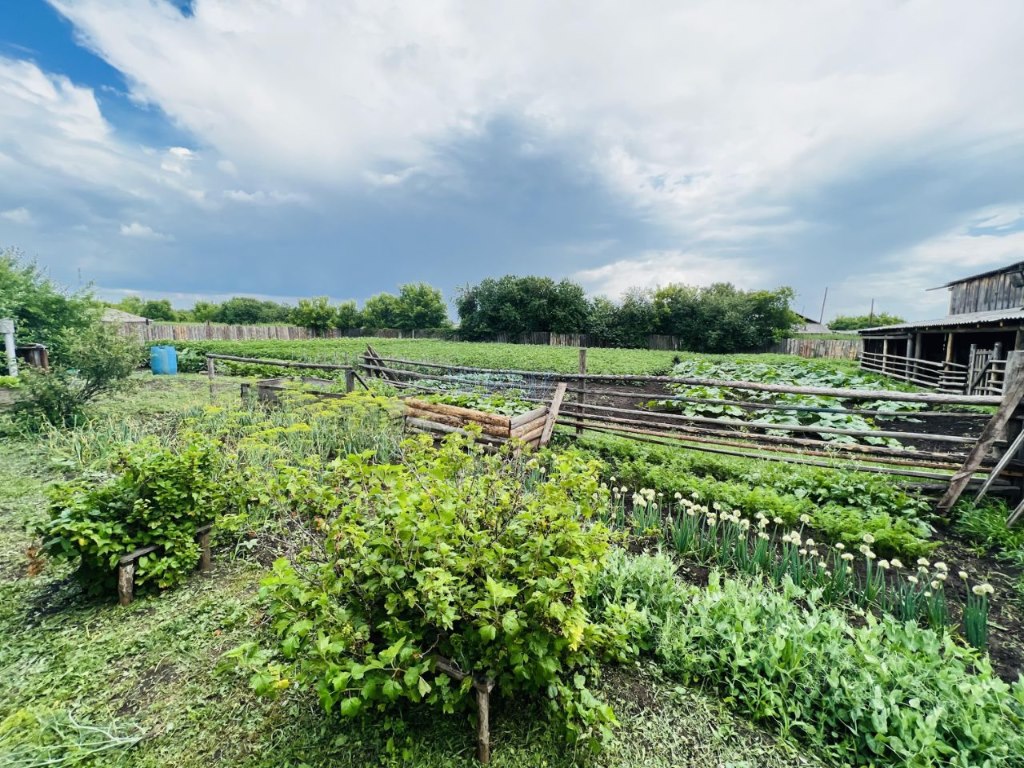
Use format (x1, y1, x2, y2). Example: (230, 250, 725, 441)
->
(882, 338, 889, 374)
(1015, 327, 1024, 352)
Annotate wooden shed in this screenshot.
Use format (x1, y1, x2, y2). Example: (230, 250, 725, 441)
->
(859, 262, 1024, 393)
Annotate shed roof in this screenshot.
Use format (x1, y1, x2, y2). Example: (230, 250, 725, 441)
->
(858, 307, 1024, 334)
(929, 260, 1024, 290)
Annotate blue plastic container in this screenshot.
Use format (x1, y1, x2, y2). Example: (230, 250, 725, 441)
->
(150, 345, 178, 375)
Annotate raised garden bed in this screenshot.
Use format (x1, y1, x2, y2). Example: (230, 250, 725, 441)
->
(403, 389, 565, 450)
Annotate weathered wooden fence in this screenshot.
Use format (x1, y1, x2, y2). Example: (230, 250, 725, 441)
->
(769, 337, 862, 360)
(356, 350, 1024, 504)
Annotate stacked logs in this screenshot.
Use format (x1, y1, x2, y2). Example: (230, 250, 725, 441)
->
(404, 398, 549, 449)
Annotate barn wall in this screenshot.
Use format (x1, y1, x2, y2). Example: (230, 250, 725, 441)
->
(949, 273, 1024, 315)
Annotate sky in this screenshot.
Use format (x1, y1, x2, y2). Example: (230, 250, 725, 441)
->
(1, 1, 1023, 322)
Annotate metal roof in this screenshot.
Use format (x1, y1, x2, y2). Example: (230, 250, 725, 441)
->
(101, 308, 150, 323)
(928, 260, 1024, 290)
(858, 307, 1024, 334)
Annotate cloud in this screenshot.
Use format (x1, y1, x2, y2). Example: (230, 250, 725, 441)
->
(1, 207, 32, 224)
(222, 189, 306, 205)
(120, 221, 173, 241)
(574, 250, 768, 298)
(48, 0, 1024, 244)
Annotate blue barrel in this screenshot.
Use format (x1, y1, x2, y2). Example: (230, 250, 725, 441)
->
(150, 345, 178, 375)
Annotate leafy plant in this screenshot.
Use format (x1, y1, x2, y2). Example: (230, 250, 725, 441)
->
(39, 436, 233, 593)
(655, 573, 1024, 767)
(12, 324, 142, 429)
(237, 434, 632, 756)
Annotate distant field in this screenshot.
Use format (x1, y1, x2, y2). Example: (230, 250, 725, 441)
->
(164, 337, 851, 376)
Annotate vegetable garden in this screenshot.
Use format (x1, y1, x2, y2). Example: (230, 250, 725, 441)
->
(3, 340, 1024, 767)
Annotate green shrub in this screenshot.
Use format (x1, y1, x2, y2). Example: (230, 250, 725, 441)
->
(0, 375, 20, 389)
(657, 573, 1024, 767)
(237, 435, 634, 752)
(13, 324, 142, 429)
(40, 436, 232, 593)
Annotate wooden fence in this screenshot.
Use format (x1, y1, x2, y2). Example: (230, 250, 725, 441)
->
(768, 337, 862, 360)
(110, 322, 453, 342)
(355, 350, 1024, 501)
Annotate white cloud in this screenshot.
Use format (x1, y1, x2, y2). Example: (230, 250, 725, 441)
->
(48, 0, 1024, 243)
(574, 250, 768, 298)
(120, 221, 173, 241)
(1, 207, 33, 224)
(222, 189, 306, 205)
(831, 206, 1024, 319)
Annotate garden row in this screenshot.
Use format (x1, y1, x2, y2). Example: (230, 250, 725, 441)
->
(29, 386, 1024, 767)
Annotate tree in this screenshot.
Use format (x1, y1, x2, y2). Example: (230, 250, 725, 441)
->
(830, 313, 904, 331)
(333, 300, 362, 330)
(394, 283, 449, 330)
(614, 288, 658, 348)
(190, 301, 220, 323)
(213, 297, 292, 325)
(0, 247, 97, 369)
(361, 293, 401, 329)
(456, 275, 590, 339)
(653, 282, 795, 353)
(292, 296, 336, 335)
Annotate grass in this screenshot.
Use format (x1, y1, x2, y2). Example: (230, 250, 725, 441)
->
(0, 375, 822, 767)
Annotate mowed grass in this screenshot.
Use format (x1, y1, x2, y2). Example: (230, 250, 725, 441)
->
(0, 376, 822, 768)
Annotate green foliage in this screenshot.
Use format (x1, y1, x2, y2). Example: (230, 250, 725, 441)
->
(333, 299, 362, 329)
(656, 573, 1024, 767)
(652, 357, 922, 447)
(39, 436, 232, 593)
(0, 375, 20, 389)
(212, 296, 294, 325)
(243, 436, 628, 747)
(652, 283, 797, 352)
(423, 391, 535, 416)
(456, 275, 591, 338)
(111, 296, 178, 321)
(393, 282, 451, 330)
(578, 433, 935, 556)
(291, 296, 336, 335)
(12, 324, 143, 429)
(830, 312, 905, 331)
(0, 247, 98, 367)
(956, 500, 1024, 567)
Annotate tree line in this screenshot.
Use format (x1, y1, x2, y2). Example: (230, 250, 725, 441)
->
(110, 274, 798, 351)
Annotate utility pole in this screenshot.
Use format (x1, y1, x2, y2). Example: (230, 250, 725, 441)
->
(869, 298, 875, 323)
(818, 287, 828, 325)
(1, 318, 17, 376)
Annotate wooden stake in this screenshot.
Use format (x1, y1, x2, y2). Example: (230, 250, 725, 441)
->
(938, 353, 1024, 514)
(576, 349, 587, 436)
(540, 383, 567, 447)
(117, 562, 135, 606)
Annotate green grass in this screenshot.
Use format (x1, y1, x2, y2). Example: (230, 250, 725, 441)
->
(0, 375, 823, 767)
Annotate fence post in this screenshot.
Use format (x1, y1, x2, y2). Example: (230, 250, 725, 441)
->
(576, 348, 587, 436)
(345, 368, 355, 393)
(206, 355, 215, 400)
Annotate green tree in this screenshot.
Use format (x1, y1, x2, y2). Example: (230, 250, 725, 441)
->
(0, 247, 97, 369)
(394, 283, 449, 330)
(333, 300, 362, 330)
(213, 297, 292, 325)
(614, 288, 657, 348)
(139, 299, 177, 321)
(361, 292, 401, 329)
(456, 275, 590, 339)
(653, 283, 795, 352)
(292, 296, 336, 336)
(190, 301, 220, 322)
(829, 312, 904, 331)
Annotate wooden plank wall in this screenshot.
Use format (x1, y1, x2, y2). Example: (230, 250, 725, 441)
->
(767, 337, 862, 360)
(949, 273, 1024, 315)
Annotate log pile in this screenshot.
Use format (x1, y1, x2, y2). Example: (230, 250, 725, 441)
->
(403, 398, 551, 449)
